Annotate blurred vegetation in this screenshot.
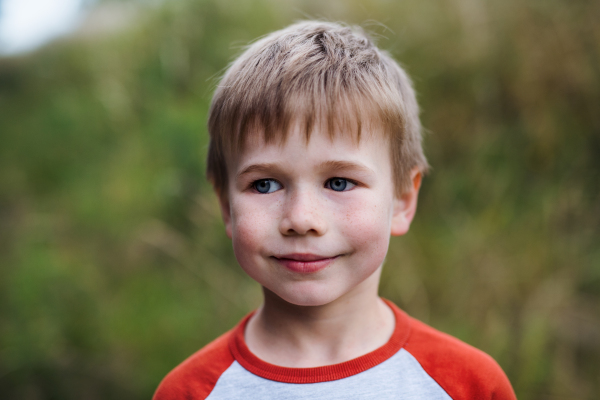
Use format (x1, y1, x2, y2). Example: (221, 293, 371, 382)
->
(0, 0, 598, 398)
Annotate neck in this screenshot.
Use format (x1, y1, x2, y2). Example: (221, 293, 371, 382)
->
(244, 267, 396, 368)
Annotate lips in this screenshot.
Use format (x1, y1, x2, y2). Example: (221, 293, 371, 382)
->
(273, 253, 338, 274)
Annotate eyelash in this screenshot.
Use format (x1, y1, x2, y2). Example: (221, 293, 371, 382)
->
(325, 177, 357, 192)
(250, 177, 357, 193)
(251, 179, 281, 194)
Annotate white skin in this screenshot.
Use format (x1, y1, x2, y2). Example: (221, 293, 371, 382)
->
(219, 124, 422, 368)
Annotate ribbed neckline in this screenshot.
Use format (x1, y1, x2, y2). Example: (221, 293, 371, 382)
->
(228, 299, 411, 383)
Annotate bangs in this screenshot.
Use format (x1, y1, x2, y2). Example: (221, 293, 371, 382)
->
(209, 30, 407, 154)
(223, 75, 404, 155)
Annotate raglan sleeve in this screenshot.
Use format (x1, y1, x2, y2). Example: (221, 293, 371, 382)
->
(404, 317, 517, 400)
(153, 331, 236, 400)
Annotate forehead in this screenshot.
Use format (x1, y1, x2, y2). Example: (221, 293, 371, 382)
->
(229, 123, 393, 175)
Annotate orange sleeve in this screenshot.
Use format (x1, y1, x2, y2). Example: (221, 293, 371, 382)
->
(404, 317, 516, 400)
(152, 330, 235, 400)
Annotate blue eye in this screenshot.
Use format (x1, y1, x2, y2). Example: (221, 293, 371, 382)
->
(253, 179, 282, 194)
(327, 178, 355, 192)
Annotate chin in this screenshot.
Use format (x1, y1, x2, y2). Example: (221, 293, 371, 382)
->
(272, 283, 344, 307)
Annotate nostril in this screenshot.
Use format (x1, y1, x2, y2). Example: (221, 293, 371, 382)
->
(279, 193, 327, 236)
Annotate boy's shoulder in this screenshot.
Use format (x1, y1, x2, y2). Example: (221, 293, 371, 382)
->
(403, 315, 515, 399)
(153, 303, 516, 400)
(152, 328, 236, 400)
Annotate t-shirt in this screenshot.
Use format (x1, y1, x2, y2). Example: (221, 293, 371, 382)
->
(153, 300, 516, 399)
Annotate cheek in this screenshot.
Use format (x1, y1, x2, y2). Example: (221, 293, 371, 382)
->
(340, 198, 392, 260)
(230, 199, 273, 255)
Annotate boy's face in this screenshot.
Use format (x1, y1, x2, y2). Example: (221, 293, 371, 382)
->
(220, 125, 421, 307)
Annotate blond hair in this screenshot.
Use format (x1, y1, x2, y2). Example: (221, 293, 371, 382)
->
(207, 21, 428, 197)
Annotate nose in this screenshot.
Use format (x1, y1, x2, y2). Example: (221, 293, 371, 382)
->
(279, 188, 327, 236)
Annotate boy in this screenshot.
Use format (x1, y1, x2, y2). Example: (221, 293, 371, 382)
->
(154, 21, 516, 399)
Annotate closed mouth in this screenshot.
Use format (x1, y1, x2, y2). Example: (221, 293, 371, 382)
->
(272, 254, 339, 273)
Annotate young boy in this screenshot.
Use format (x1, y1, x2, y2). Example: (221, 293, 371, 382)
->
(153, 21, 516, 399)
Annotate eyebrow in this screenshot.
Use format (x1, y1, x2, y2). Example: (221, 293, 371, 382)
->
(318, 160, 375, 175)
(237, 160, 375, 179)
(237, 163, 282, 179)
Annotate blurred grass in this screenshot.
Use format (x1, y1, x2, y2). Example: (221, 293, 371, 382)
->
(0, 0, 598, 398)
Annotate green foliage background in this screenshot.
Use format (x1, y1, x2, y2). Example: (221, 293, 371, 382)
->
(1, 0, 598, 398)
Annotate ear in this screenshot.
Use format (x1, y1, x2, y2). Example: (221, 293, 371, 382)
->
(391, 167, 422, 236)
(218, 191, 233, 239)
